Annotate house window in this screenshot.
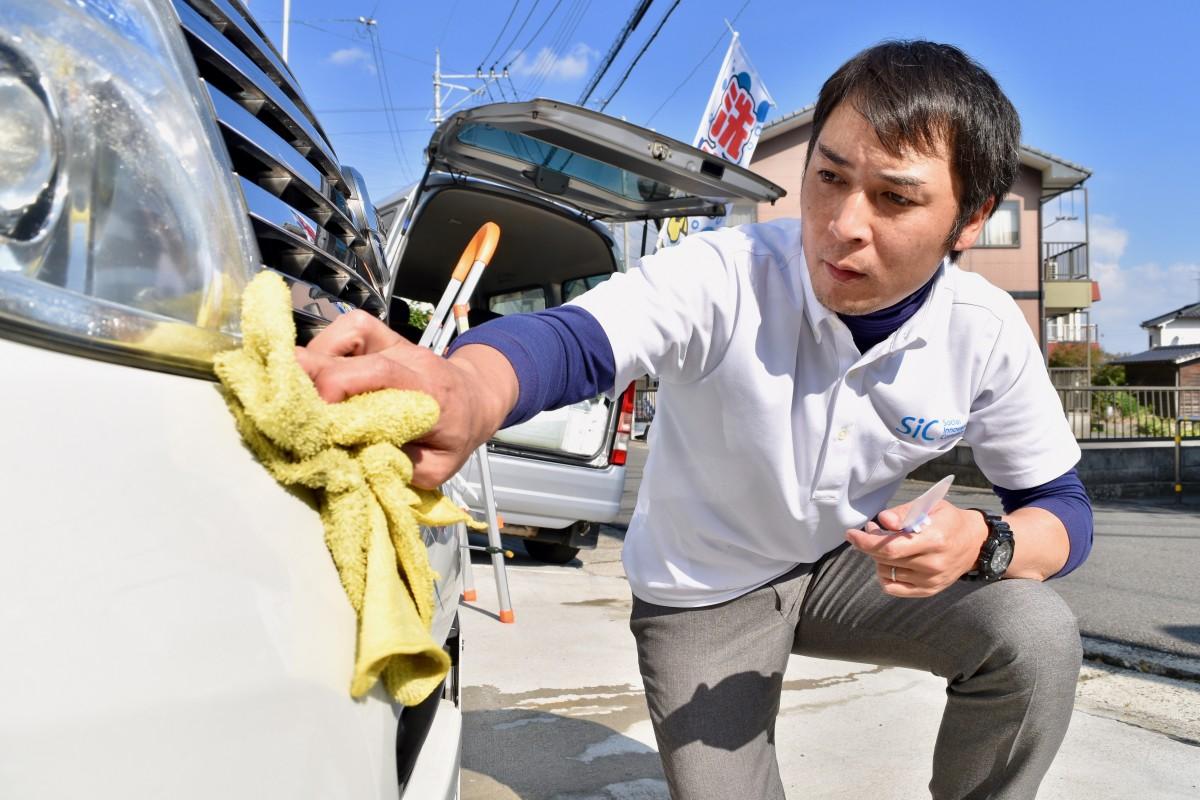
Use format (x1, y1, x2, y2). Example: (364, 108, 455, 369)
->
(976, 200, 1020, 247)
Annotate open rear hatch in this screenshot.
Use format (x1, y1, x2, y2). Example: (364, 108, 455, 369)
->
(425, 99, 785, 222)
(419, 100, 785, 466)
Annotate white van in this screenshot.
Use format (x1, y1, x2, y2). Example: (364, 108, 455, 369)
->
(381, 100, 784, 563)
(1, 0, 461, 797)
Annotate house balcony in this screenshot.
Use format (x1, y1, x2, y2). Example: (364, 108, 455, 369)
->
(1046, 324, 1092, 344)
(1043, 241, 1096, 314)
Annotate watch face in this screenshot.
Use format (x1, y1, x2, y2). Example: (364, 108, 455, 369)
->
(988, 540, 1015, 576)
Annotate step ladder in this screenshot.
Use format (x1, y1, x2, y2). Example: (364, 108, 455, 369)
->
(421, 223, 515, 623)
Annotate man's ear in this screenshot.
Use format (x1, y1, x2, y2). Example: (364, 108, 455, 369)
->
(951, 197, 997, 251)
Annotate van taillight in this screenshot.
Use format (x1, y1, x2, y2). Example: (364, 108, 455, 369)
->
(612, 382, 636, 466)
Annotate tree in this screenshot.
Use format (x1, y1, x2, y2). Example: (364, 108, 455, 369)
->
(1091, 361, 1126, 387)
(1047, 342, 1126, 385)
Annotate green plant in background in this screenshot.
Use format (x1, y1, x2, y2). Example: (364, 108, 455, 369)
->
(1091, 390, 1139, 418)
(1048, 342, 1127, 386)
(408, 302, 432, 331)
(1135, 412, 1172, 438)
(1136, 414, 1200, 439)
(1091, 362, 1126, 387)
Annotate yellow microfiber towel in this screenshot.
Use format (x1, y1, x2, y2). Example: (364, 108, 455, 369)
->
(213, 271, 478, 705)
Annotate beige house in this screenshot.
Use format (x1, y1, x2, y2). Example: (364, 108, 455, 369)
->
(749, 106, 1096, 355)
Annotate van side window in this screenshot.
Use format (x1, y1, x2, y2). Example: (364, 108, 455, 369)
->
(489, 288, 547, 315)
(562, 274, 611, 303)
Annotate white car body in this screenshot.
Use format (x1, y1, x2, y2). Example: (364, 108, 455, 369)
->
(0, 0, 462, 796)
(1, 339, 461, 798)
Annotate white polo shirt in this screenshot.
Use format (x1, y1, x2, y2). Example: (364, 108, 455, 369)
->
(571, 218, 1080, 607)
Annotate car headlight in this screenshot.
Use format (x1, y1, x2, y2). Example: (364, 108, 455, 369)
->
(0, 0, 260, 374)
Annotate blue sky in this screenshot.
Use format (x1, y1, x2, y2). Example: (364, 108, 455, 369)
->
(251, 0, 1200, 354)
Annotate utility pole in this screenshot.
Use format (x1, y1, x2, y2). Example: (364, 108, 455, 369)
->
(432, 48, 509, 125)
(433, 48, 441, 125)
(281, 0, 290, 62)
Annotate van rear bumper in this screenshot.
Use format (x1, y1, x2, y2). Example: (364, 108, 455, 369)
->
(452, 451, 626, 529)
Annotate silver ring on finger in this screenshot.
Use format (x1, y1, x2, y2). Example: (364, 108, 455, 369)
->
(890, 565, 897, 582)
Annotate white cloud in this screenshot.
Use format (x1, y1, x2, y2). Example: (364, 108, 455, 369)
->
(509, 43, 596, 81)
(1084, 216, 1200, 355)
(326, 47, 374, 72)
(1090, 214, 1128, 263)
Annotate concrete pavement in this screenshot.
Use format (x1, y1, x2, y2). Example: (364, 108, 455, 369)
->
(460, 442, 1200, 798)
(459, 548, 1200, 799)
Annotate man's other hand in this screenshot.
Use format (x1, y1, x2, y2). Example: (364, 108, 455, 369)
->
(294, 311, 518, 489)
(845, 499, 989, 598)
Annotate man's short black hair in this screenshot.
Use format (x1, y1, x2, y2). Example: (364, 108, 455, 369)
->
(806, 40, 1021, 261)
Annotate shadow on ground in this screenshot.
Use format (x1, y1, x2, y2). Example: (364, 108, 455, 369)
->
(462, 684, 667, 800)
(1159, 625, 1200, 648)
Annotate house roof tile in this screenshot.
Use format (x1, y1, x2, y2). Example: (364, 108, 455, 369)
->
(1141, 302, 1200, 328)
(1111, 345, 1200, 365)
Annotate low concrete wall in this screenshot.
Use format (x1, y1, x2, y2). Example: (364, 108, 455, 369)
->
(909, 441, 1200, 499)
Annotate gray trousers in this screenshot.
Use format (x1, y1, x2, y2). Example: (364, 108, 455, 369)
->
(630, 543, 1082, 800)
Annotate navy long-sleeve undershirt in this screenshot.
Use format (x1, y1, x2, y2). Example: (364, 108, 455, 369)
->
(447, 294, 1093, 577)
(448, 305, 616, 429)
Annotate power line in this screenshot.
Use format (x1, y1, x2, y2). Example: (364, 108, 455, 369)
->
(433, 47, 517, 122)
(506, 74, 523, 100)
(327, 129, 434, 136)
(518, 2, 571, 96)
(315, 106, 429, 113)
(477, 1, 521, 70)
(643, 0, 751, 127)
(523, 0, 582, 93)
(261, 16, 360, 23)
(597, 0, 681, 112)
(505, 0, 563, 70)
(437, 0, 462, 47)
(279, 18, 435, 66)
(523, 0, 590, 99)
(494, 0, 543, 69)
(577, 0, 654, 106)
(363, 19, 415, 182)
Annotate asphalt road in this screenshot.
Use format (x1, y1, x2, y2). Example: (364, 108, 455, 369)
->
(1055, 496, 1200, 660)
(888, 473, 1200, 662)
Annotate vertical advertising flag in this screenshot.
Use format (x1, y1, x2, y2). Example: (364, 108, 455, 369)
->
(658, 33, 774, 248)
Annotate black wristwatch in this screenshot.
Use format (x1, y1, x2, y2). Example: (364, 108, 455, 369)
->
(962, 509, 1015, 582)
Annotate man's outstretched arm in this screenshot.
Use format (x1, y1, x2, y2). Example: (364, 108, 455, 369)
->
(295, 306, 617, 489)
(447, 306, 617, 428)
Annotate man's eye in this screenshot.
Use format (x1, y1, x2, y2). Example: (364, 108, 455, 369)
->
(885, 192, 913, 207)
(817, 170, 838, 183)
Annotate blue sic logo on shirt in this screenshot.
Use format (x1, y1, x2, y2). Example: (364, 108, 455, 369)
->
(896, 416, 967, 442)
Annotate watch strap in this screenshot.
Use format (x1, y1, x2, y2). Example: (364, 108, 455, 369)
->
(963, 508, 1012, 582)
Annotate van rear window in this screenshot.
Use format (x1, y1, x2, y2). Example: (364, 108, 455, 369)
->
(563, 274, 611, 303)
(457, 123, 678, 204)
(489, 287, 547, 315)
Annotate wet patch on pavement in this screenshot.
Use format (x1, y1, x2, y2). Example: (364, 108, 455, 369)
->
(560, 598, 631, 609)
(463, 684, 665, 800)
(780, 665, 888, 693)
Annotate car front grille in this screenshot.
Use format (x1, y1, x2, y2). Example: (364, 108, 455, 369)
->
(171, 0, 389, 342)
